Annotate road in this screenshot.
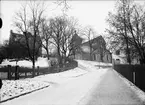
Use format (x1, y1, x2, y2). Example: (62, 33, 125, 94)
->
(1, 67, 145, 105)
(79, 69, 145, 105)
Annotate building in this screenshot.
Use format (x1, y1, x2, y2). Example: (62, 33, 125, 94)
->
(112, 49, 140, 64)
(9, 30, 42, 56)
(74, 35, 112, 63)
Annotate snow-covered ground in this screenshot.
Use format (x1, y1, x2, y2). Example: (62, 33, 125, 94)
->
(32, 67, 88, 84)
(77, 60, 112, 71)
(0, 57, 50, 68)
(1, 60, 107, 103)
(0, 79, 49, 101)
(1, 60, 145, 105)
(113, 70, 145, 103)
(1, 60, 108, 105)
(0, 60, 89, 102)
(0, 66, 89, 102)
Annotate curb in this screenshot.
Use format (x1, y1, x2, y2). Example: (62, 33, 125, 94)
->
(0, 85, 49, 103)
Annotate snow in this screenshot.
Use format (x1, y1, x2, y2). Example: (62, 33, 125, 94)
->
(113, 70, 145, 103)
(0, 57, 50, 68)
(32, 67, 88, 84)
(79, 68, 145, 105)
(77, 60, 112, 70)
(0, 60, 108, 105)
(1, 79, 49, 101)
(1, 59, 145, 105)
(0, 58, 50, 101)
(0, 60, 89, 102)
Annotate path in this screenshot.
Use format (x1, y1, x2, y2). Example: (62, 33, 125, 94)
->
(1, 67, 107, 105)
(79, 68, 145, 105)
(1, 67, 145, 105)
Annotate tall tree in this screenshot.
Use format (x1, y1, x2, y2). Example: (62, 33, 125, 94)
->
(13, 1, 45, 76)
(49, 16, 77, 69)
(40, 18, 52, 60)
(106, 0, 145, 64)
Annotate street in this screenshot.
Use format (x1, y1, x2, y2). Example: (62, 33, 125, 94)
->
(79, 69, 145, 105)
(1, 65, 145, 105)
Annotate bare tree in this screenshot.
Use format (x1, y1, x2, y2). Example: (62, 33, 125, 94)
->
(13, 1, 45, 76)
(54, 0, 70, 14)
(60, 17, 78, 61)
(106, 0, 132, 64)
(49, 16, 77, 69)
(40, 18, 52, 60)
(126, 4, 145, 64)
(107, 0, 145, 64)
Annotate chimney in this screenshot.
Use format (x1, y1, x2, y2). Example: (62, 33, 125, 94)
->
(23, 31, 26, 35)
(10, 30, 13, 34)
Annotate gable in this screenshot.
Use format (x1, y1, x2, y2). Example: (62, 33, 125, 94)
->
(80, 36, 106, 50)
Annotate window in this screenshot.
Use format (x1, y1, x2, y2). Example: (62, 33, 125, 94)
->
(116, 50, 120, 55)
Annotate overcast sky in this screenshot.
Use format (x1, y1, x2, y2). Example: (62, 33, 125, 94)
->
(0, 0, 144, 44)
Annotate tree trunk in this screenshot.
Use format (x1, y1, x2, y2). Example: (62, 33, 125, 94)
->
(57, 45, 62, 72)
(126, 38, 131, 64)
(89, 45, 92, 61)
(140, 54, 145, 65)
(89, 53, 92, 61)
(100, 48, 104, 62)
(46, 48, 49, 60)
(122, 1, 131, 65)
(100, 53, 103, 62)
(32, 60, 35, 77)
(73, 52, 75, 59)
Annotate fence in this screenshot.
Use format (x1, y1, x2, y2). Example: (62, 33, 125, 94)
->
(0, 60, 78, 80)
(113, 64, 145, 92)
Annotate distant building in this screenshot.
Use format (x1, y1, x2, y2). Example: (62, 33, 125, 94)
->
(112, 49, 140, 64)
(74, 35, 112, 63)
(9, 30, 42, 56)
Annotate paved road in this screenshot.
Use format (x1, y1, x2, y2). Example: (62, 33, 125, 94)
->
(1, 68, 145, 105)
(1, 67, 107, 105)
(79, 69, 145, 105)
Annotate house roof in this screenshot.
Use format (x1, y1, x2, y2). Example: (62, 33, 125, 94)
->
(81, 35, 104, 46)
(10, 30, 32, 38)
(9, 30, 41, 45)
(78, 35, 111, 55)
(92, 48, 111, 54)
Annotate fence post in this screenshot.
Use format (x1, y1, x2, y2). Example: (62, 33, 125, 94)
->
(32, 66, 35, 77)
(8, 65, 11, 80)
(15, 65, 19, 80)
(25, 72, 27, 78)
(37, 66, 39, 76)
(132, 65, 136, 84)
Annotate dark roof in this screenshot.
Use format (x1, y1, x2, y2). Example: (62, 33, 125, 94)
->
(11, 32, 23, 37)
(81, 35, 104, 46)
(10, 30, 32, 38)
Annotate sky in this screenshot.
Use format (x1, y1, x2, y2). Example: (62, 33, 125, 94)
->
(0, 0, 144, 44)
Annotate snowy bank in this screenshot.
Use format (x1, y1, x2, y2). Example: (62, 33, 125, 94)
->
(113, 69, 145, 103)
(0, 79, 49, 102)
(0, 60, 88, 102)
(77, 60, 112, 71)
(0, 57, 50, 68)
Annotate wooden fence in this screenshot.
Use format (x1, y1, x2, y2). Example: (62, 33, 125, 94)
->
(113, 64, 145, 92)
(0, 60, 78, 80)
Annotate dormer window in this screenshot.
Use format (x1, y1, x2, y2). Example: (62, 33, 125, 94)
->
(116, 50, 120, 55)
